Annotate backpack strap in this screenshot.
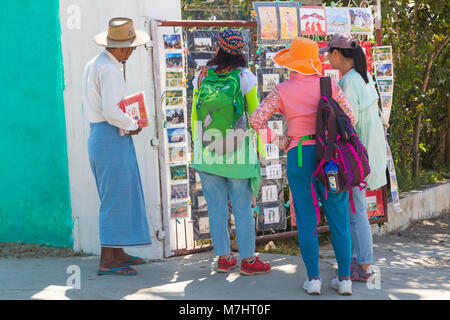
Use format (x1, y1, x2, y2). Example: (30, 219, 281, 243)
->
(320, 76, 333, 98)
(196, 66, 208, 89)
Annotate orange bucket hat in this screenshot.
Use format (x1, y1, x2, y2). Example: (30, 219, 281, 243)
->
(273, 37, 322, 75)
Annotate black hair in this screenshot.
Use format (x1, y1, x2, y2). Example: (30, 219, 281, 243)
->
(206, 48, 248, 73)
(330, 42, 369, 84)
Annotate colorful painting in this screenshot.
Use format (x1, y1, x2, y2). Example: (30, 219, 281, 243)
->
(165, 108, 185, 127)
(166, 71, 183, 87)
(171, 183, 188, 201)
(254, 2, 279, 42)
(325, 7, 351, 34)
(168, 146, 186, 163)
(349, 7, 373, 34)
(170, 165, 188, 181)
(167, 127, 186, 144)
(300, 6, 326, 35)
(377, 79, 393, 94)
(279, 5, 299, 40)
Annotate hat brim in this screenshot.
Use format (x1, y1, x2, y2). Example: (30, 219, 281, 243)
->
(273, 48, 322, 75)
(93, 29, 150, 48)
(318, 45, 329, 55)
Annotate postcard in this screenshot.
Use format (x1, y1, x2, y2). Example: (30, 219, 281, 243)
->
(168, 146, 187, 163)
(165, 107, 185, 127)
(167, 127, 186, 144)
(262, 73, 280, 92)
(166, 53, 183, 69)
(166, 90, 183, 106)
(194, 37, 214, 52)
(166, 71, 183, 88)
(266, 164, 282, 180)
(268, 120, 283, 136)
(198, 216, 210, 234)
(163, 34, 182, 50)
(261, 185, 278, 203)
(300, 6, 327, 35)
(264, 206, 280, 224)
(170, 201, 189, 219)
(265, 143, 279, 160)
(374, 62, 393, 78)
(171, 183, 188, 201)
(170, 164, 188, 181)
(373, 46, 392, 62)
(377, 79, 393, 94)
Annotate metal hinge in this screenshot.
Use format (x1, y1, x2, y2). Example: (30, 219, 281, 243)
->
(156, 229, 166, 241)
(150, 137, 159, 148)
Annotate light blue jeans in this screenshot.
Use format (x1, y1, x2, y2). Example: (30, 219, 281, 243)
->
(349, 186, 373, 265)
(197, 171, 255, 259)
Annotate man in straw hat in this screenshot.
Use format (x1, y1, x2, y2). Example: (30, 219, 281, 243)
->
(83, 17, 151, 276)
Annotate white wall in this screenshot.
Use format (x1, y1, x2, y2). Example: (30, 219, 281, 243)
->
(59, 0, 182, 259)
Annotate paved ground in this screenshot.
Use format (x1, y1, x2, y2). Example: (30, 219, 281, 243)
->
(1, 213, 449, 300)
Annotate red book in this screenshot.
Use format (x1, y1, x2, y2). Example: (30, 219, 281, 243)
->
(119, 91, 149, 127)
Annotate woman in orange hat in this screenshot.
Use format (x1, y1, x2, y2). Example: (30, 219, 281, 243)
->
(250, 37, 356, 295)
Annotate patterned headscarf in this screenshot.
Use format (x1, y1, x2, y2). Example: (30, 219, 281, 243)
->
(215, 29, 245, 55)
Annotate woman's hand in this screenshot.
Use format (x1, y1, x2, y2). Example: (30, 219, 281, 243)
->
(273, 136, 291, 151)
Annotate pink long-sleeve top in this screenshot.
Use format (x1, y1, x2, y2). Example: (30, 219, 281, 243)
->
(250, 73, 355, 153)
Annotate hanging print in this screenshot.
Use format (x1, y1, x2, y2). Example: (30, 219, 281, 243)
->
(253, 2, 280, 44)
(325, 7, 351, 34)
(300, 6, 327, 35)
(278, 2, 300, 41)
(349, 7, 373, 34)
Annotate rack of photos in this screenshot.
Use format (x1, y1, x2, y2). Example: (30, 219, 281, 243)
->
(151, 1, 390, 256)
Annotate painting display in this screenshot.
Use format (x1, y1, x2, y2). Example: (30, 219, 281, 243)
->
(300, 6, 327, 35)
(349, 7, 373, 34)
(325, 7, 350, 34)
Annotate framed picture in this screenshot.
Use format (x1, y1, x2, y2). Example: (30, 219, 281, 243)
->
(300, 6, 327, 35)
(198, 216, 210, 234)
(349, 7, 373, 34)
(163, 34, 182, 50)
(171, 183, 189, 201)
(264, 206, 280, 224)
(325, 7, 351, 34)
(170, 164, 188, 181)
(167, 127, 186, 144)
(324, 68, 341, 83)
(165, 107, 185, 127)
(168, 146, 187, 163)
(165, 53, 183, 69)
(254, 2, 280, 44)
(278, 2, 300, 42)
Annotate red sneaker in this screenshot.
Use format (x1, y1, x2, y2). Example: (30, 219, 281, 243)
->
(217, 254, 238, 273)
(240, 256, 271, 275)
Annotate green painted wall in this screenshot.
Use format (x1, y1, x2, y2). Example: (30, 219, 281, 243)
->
(0, 1, 73, 247)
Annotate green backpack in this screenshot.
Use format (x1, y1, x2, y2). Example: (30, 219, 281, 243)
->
(195, 67, 248, 155)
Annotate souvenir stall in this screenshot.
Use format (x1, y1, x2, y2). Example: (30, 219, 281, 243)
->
(148, 0, 398, 257)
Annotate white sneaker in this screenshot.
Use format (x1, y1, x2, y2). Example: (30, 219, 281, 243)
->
(302, 278, 322, 295)
(331, 277, 352, 295)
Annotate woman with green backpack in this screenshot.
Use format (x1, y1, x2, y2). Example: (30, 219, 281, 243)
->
(190, 30, 282, 275)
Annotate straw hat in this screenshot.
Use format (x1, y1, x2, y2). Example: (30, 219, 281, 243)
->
(273, 37, 322, 75)
(94, 17, 150, 48)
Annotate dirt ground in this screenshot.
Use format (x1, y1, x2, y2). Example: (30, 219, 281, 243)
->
(2, 211, 448, 259)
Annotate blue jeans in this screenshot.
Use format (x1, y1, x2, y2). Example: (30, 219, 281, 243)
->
(349, 186, 373, 265)
(287, 146, 351, 278)
(197, 171, 255, 259)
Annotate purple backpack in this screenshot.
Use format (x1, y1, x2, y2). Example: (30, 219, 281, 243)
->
(311, 77, 371, 230)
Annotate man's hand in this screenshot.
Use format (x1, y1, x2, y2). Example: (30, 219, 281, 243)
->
(129, 125, 142, 135)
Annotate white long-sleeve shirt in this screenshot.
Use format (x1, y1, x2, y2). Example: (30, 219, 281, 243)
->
(83, 50, 138, 131)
